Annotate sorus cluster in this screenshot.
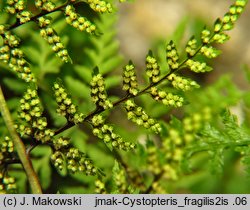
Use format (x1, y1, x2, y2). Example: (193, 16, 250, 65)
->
(185, 37, 197, 57)
(164, 129, 183, 149)
(17, 10, 32, 24)
(95, 178, 106, 194)
(0, 138, 15, 194)
(38, 16, 71, 63)
(126, 169, 146, 192)
(159, 110, 213, 185)
(35, 0, 56, 11)
(0, 25, 6, 35)
(151, 181, 167, 194)
(162, 164, 178, 181)
(125, 100, 161, 134)
(0, 173, 17, 194)
(86, 0, 113, 13)
(214, 0, 247, 32)
(6, 0, 25, 14)
(50, 151, 64, 171)
(0, 32, 35, 82)
(52, 136, 70, 151)
(90, 73, 113, 110)
(161, 132, 182, 182)
(65, 5, 96, 34)
(16, 88, 54, 142)
(212, 33, 229, 44)
(122, 62, 139, 96)
(53, 81, 84, 124)
(147, 145, 161, 176)
(167, 73, 200, 91)
(162, 108, 212, 166)
(146, 144, 174, 191)
(201, 29, 211, 44)
(186, 59, 210, 73)
(146, 52, 161, 83)
(51, 139, 98, 176)
(66, 148, 97, 175)
(166, 41, 179, 70)
(150, 87, 184, 107)
(182, 107, 212, 143)
(0, 136, 14, 165)
(2, 32, 20, 48)
(6, 0, 31, 23)
(200, 46, 220, 59)
(163, 128, 184, 165)
(91, 114, 136, 151)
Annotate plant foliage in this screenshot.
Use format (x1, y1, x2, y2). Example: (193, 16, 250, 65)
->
(0, 0, 250, 193)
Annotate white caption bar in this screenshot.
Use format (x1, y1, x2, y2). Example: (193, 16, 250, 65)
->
(0, 194, 249, 210)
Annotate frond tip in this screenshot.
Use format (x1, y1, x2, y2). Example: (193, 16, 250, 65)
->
(0, 31, 35, 82)
(146, 52, 161, 83)
(166, 41, 179, 70)
(16, 87, 54, 142)
(122, 61, 139, 96)
(185, 36, 198, 57)
(90, 73, 113, 110)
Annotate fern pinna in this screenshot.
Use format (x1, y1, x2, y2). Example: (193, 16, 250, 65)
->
(0, 0, 249, 193)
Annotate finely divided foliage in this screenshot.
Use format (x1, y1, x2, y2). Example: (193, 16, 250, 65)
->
(0, 0, 249, 193)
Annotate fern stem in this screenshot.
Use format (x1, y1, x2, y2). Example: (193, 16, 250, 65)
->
(0, 86, 42, 194)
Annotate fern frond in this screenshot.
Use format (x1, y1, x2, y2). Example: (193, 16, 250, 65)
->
(38, 16, 72, 63)
(184, 110, 250, 175)
(0, 32, 35, 82)
(16, 87, 54, 142)
(0, 0, 248, 193)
